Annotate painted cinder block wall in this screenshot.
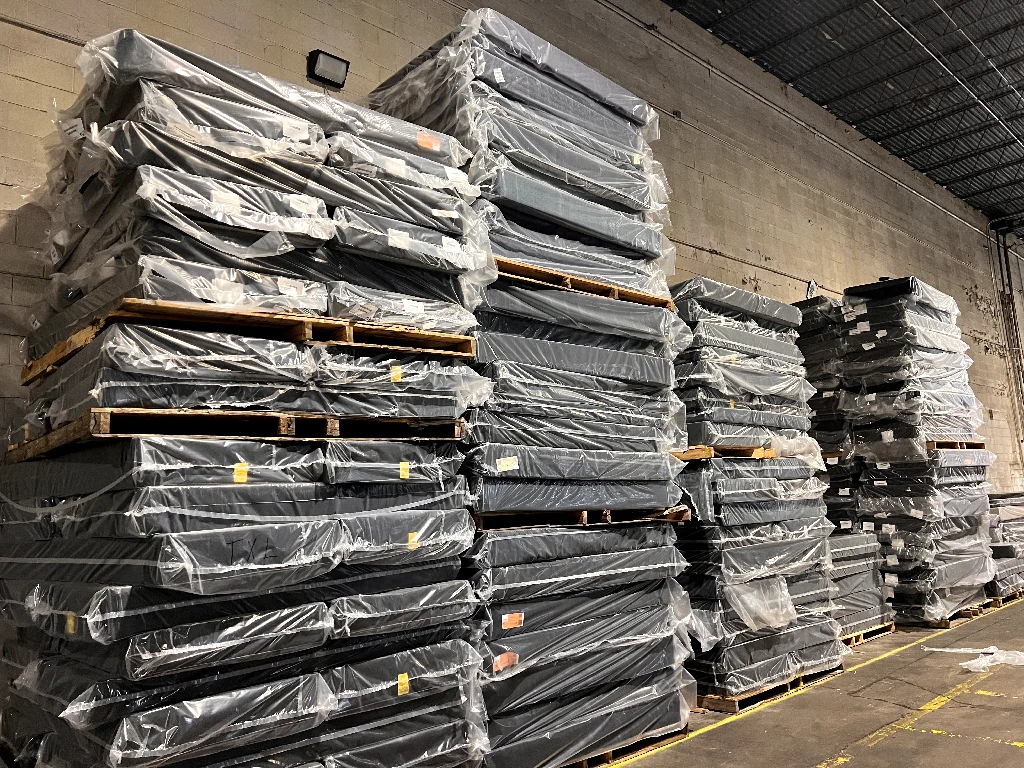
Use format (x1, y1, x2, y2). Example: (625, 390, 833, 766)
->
(0, 0, 1019, 487)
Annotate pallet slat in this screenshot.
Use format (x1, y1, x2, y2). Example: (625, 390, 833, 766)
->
(5, 408, 465, 463)
(671, 445, 776, 461)
(840, 621, 896, 647)
(697, 664, 845, 714)
(562, 726, 690, 768)
(472, 506, 691, 531)
(22, 299, 475, 384)
(494, 257, 675, 310)
(926, 440, 986, 450)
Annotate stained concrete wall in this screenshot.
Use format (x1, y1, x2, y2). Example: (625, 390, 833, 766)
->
(0, 0, 1020, 487)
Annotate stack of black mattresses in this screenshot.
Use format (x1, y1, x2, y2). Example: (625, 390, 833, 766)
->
(795, 297, 893, 637)
(370, 8, 688, 519)
(672, 278, 817, 455)
(0, 438, 488, 768)
(369, 8, 675, 300)
(986, 492, 1024, 600)
(465, 524, 694, 768)
(838, 277, 996, 624)
(676, 457, 845, 698)
(21, 28, 495, 439)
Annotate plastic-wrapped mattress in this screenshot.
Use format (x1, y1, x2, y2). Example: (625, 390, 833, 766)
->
(465, 443, 680, 481)
(466, 409, 671, 452)
(471, 476, 682, 513)
(672, 277, 802, 330)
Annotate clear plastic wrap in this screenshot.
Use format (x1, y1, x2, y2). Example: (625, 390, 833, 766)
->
(467, 524, 675, 569)
(475, 331, 675, 388)
(322, 442, 463, 485)
(471, 477, 682, 513)
(481, 204, 670, 296)
(675, 357, 815, 404)
(466, 408, 673, 453)
(672, 277, 802, 330)
(472, 546, 688, 602)
(326, 281, 477, 334)
(722, 577, 798, 632)
(687, 322, 803, 364)
(685, 422, 801, 450)
(30, 256, 327, 360)
(465, 443, 681, 481)
(844, 277, 960, 323)
(328, 581, 476, 639)
(478, 282, 690, 356)
(69, 29, 471, 166)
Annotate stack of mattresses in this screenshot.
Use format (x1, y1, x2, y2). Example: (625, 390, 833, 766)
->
(795, 297, 893, 637)
(370, 8, 674, 299)
(466, 524, 694, 768)
(839, 277, 996, 624)
(0, 438, 488, 768)
(986, 492, 1024, 600)
(672, 278, 817, 456)
(370, 9, 687, 522)
(21, 28, 493, 440)
(676, 457, 845, 698)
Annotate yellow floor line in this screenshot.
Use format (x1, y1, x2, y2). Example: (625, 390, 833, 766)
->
(894, 725, 1024, 749)
(606, 599, 1018, 767)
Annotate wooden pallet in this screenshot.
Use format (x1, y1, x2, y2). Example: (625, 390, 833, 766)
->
(563, 726, 690, 768)
(841, 621, 896, 648)
(22, 299, 476, 384)
(990, 589, 1024, 608)
(5, 408, 465, 463)
(905, 598, 994, 629)
(671, 445, 776, 461)
(697, 664, 845, 714)
(926, 440, 986, 450)
(494, 256, 675, 310)
(473, 506, 691, 531)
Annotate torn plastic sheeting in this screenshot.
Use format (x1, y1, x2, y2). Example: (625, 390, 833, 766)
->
(722, 577, 797, 632)
(466, 524, 675, 570)
(69, 29, 471, 165)
(326, 281, 477, 335)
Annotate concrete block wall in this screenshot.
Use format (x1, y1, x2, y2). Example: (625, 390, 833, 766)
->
(0, 0, 1020, 487)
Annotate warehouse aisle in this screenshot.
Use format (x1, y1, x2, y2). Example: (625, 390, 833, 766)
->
(642, 600, 1024, 768)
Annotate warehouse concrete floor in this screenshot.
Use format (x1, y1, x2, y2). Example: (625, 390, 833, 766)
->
(639, 599, 1024, 768)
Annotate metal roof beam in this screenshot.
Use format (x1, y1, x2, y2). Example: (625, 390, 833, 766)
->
(745, 0, 869, 58)
(915, 137, 1018, 172)
(942, 149, 1024, 185)
(955, 170, 1024, 198)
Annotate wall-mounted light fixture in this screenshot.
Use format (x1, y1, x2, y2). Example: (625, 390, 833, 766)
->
(307, 50, 349, 89)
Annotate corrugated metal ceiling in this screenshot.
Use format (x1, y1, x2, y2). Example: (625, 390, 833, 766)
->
(664, 0, 1024, 233)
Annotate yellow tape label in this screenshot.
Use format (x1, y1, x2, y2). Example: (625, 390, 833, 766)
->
(66, 614, 77, 634)
(397, 673, 410, 696)
(408, 532, 420, 551)
(399, 461, 410, 479)
(390, 366, 403, 382)
(233, 462, 249, 483)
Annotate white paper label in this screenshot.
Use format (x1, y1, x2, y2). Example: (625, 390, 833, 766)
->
(910, 510, 925, 519)
(876, 329, 888, 338)
(210, 189, 242, 214)
(865, 393, 876, 402)
(383, 157, 408, 178)
(496, 456, 520, 472)
(823, 391, 835, 398)
(857, 321, 870, 332)
(278, 277, 307, 296)
(839, 488, 851, 496)
(401, 298, 425, 315)
(387, 228, 411, 250)
(855, 305, 867, 316)
(441, 236, 462, 252)
(210, 278, 245, 303)
(431, 209, 458, 219)
(60, 117, 86, 141)
(892, 537, 904, 550)
(881, 430, 894, 443)
(288, 194, 321, 215)
(886, 554, 899, 566)
(874, 480, 888, 486)
(493, 67, 505, 83)
(442, 165, 463, 180)
(281, 120, 309, 140)
(883, 586, 895, 599)
(885, 573, 898, 586)
(862, 521, 875, 531)
(877, 462, 891, 470)
(840, 520, 853, 529)
(827, 456, 839, 465)
(863, 342, 876, 350)
(881, 524, 896, 534)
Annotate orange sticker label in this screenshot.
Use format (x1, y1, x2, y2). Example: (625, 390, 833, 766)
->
(493, 651, 519, 673)
(417, 130, 441, 152)
(501, 612, 524, 629)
